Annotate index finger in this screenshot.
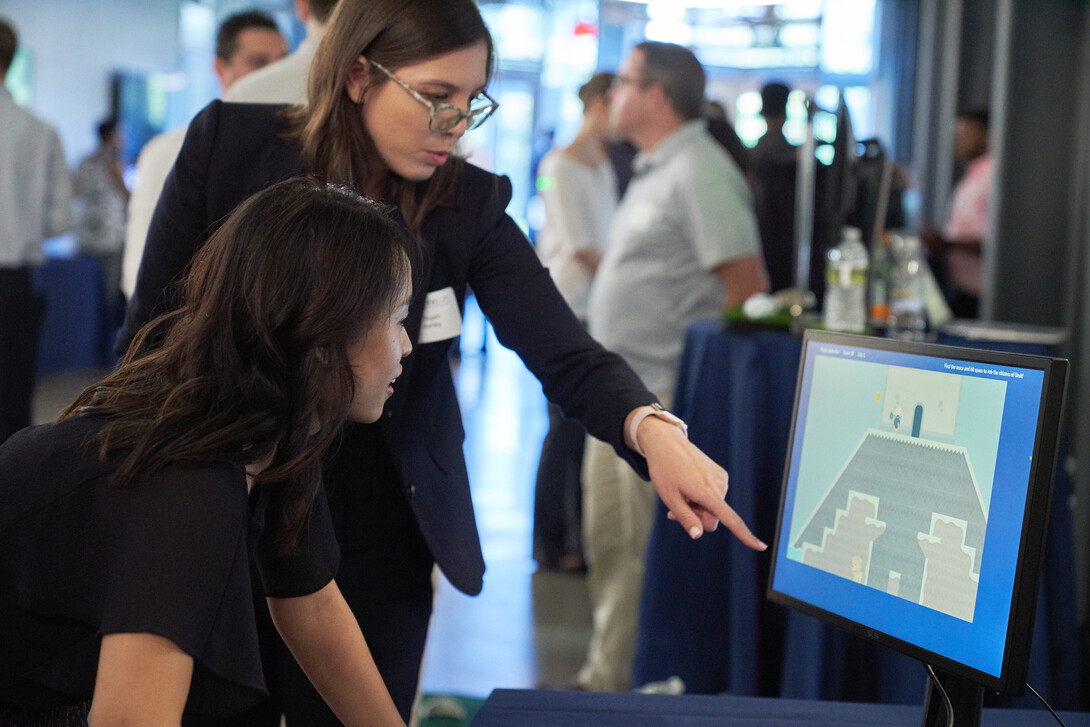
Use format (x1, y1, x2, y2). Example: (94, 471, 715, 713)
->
(696, 496, 767, 551)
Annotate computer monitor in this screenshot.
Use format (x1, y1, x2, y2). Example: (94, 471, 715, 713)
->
(767, 330, 1068, 727)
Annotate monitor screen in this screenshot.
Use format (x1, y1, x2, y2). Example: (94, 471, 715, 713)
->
(767, 330, 1067, 704)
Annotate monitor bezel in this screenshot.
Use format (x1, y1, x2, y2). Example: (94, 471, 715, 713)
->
(766, 329, 1068, 696)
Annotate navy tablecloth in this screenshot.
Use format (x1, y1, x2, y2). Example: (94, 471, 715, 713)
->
(633, 326, 801, 697)
(470, 689, 1090, 726)
(32, 253, 118, 376)
(632, 322, 1079, 709)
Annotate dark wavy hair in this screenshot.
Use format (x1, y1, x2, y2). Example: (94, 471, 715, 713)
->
(284, 0, 494, 241)
(61, 178, 412, 551)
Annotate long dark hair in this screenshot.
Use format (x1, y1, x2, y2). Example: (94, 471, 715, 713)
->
(61, 178, 412, 551)
(285, 0, 494, 240)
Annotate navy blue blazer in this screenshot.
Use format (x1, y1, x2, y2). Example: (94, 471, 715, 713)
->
(120, 101, 655, 595)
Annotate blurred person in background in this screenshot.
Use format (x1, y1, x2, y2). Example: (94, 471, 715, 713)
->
(225, 0, 339, 105)
(750, 81, 798, 293)
(532, 71, 617, 575)
(74, 118, 129, 337)
(923, 108, 992, 319)
(0, 16, 75, 445)
(751, 81, 796, 170)
(121, 9, 287, 300)
(579, 41, 768, 693)
(703, 99, 750, 178)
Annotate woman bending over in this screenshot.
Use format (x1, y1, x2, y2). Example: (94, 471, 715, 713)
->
(0, 178, 412, 726)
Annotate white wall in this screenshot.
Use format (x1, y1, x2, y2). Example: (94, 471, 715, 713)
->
(4, 0, 185, 165)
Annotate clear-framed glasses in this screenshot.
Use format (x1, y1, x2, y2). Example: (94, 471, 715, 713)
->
(610, 74, 650, 91)
(368, 58, 499, 133)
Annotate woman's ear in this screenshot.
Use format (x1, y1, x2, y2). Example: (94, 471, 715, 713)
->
(345, 56, 370, 104)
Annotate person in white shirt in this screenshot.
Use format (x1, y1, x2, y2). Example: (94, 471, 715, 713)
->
(120, 10, 286, 300)
(535, 72, 617, 322)
(0, 16, 75, 444)
(224, 0, 338, 106)
(532, 72, 617, 574)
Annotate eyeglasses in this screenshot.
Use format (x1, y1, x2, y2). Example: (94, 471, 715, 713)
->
(368, 59, 499, 133)
(610, 74, 651, 91)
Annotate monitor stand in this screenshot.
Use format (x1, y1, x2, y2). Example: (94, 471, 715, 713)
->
(921, 667, 984, 727)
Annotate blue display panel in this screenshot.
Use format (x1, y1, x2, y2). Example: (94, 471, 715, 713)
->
(769, 336, 1047, 680)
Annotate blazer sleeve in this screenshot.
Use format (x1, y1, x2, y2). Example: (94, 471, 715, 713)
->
(463, 170, 656, 474)
(117, 101, 224, 356)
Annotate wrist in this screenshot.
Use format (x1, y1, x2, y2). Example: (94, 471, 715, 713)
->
(628, 403, 688, 458)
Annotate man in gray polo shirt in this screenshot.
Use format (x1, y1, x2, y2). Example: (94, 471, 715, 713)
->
(577, 41, 768, 692)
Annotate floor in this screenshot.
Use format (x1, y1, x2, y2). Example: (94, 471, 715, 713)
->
(418, 306, 592, 698)
(31, 300, 592, 709)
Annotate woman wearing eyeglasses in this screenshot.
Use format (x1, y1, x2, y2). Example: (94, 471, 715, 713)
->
(121, 0, 765, 724)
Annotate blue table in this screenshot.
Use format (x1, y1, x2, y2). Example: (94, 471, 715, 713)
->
(32, 253, 118, 376)
(470, 689, 1090, 726)
(633, 326, 801, 698)
(632, 322, 1079, 709)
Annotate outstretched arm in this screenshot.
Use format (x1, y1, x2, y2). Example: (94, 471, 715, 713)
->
(625, 410, 767, 551)
(90, 632, 193, 726)
(268, 580, 405, 727)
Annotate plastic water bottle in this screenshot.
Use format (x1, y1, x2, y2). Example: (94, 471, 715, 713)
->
(823, 226, 868, 333)
(887, 232, 928, 339)
(868, 231, 891, 332)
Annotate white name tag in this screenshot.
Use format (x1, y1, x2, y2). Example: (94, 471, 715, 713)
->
(417, 286, 463, 344)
